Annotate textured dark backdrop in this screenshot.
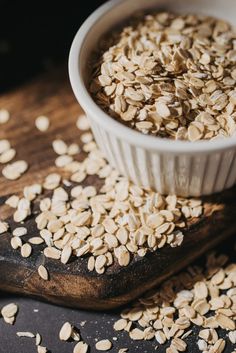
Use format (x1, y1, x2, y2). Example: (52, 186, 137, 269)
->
(0, 0, 106, 92)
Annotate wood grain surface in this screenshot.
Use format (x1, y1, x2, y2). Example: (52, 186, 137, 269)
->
(0, 66, 236, 310)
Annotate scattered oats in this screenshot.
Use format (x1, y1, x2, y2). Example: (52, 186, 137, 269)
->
(73, 341, 88, 353)
(18, 197, 30, 211)
(35, 116, 50, 132)
(71, 185, 83, 198)
(23, 184, 42, 201)
(211, 338, 225, 353)
(17, 331, 35, 338)
(44, 247, 61, 260)
(2, 316, 15, 325)
(71, 170, 87, 183)
(76, 114, 90, 130)
(116, 227, 128, 245)
(114, 319, 128, 331)
(0, 221, 9, 234)
(1, 114, 203, 282)
(29, 237, 44, 245)
(13, 209, 28, 222)
(181, 330, 192, 339)
(71, 329, 81, 341)
(63, 179, 72, 187)
(75, 243, 90, 257)
(198, 329, 212, 341)
(39, 198, 51, 211)
(115, 246, 130, 266)
(171, 338, 187, 351)
(43, 173, 61, 190)
(35, 333, 42, 346)
(95, 254, 107, 270)
(95, 339, 112, 351)
(0, 148, 16, 163)
(155, 331, 166, 344)
(2, 160, 28, 180)
(55, 154, 73, 167)
(116, 251, 236, 351)
(61, 245, 72, 264)
(13, 227, 27, 237)
(59, 322, 73, 341)
(52, 139, 68, 155)
(21, 243, 32, 258)
(73, 341, 89, 353)
(11, 236, 22, 249)
(129, 328, 145, 341)
(0, 109, 10, 124)
(38, 265, 49, 281)
(68, 143, 80, 156)
(197, 339, 207, 351)
(37, 346, 47, 353)
(88, 256, 95, 271)
(81, 132, 93, 144)
(83, 185, 97, 198)
(216, 313, 235, 330)
(0, 139, 10, 154)
(228, 331, 236, 344)
(211, 269, 225, 285)
(118, 349, 128, 353)
(5, 195, 19, 208)
(1, 303, 18, 319)
(194, 281, 208, 299)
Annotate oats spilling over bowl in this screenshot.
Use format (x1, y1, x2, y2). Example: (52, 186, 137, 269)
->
(90, 12, 236, 141)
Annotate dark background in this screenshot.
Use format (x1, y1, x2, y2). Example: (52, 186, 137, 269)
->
(0, 0, 106, 93)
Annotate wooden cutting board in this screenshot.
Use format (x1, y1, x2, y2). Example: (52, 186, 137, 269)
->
(0, 66, 236, 310)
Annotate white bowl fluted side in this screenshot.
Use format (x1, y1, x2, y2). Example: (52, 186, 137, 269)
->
(90, 118, 236, 197)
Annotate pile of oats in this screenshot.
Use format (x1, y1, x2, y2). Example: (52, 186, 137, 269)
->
(2, 115, 203, 275)
(114, 252, 236, 352)
(91, 12, 236, 141)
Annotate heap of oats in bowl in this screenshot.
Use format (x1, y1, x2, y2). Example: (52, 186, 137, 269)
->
(90, 12, 236, 141)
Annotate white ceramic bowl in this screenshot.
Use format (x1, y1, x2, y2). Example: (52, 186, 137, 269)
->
(69, 0, 236, 197)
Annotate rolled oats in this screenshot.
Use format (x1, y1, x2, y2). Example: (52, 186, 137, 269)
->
(0, 109, 10, 124)
(91, 12, 236, 141)
(35, 116, 50, 132)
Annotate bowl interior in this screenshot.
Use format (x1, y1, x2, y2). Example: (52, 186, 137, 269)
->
(80, 0, 236, 87)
